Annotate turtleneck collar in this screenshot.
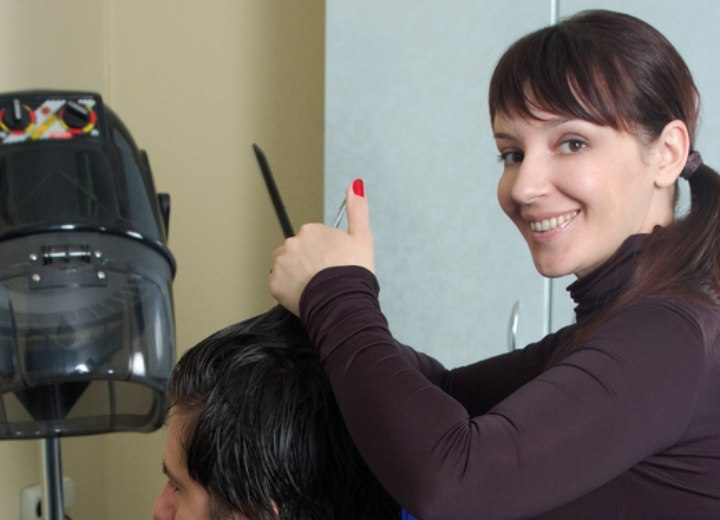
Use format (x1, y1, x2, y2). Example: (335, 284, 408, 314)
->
(567, 234, 649, 323)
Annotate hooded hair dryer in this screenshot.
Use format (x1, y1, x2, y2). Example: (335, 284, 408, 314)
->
(0, 90, 176, 440)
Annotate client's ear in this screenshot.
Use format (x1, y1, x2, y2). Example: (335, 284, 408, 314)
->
(654, 120, 690, 188)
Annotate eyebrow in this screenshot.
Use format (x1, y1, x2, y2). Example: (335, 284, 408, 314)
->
(494, 116, 583, 141)
(162, 460, 184, 491)
(493, 131, 516, 141)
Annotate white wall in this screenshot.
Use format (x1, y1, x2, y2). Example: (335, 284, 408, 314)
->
(0, 2, 324, 518)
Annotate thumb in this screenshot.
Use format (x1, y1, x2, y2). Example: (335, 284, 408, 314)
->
(346, 178, 371, 240)
(346, 179, 374, 272)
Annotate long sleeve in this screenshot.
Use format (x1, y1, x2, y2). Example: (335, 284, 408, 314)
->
(300, 266, 717, 519)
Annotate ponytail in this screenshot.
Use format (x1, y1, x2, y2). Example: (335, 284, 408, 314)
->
(636, 163, 720, 305)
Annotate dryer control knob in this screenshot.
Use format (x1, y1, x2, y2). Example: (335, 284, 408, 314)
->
(1, 99, 32, 131)
(62, 101, 93, 129)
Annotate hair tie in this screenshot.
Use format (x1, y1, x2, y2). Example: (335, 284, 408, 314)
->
(681, 150, 702, 180)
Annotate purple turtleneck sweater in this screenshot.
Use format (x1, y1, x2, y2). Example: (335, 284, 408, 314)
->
(300, 235, 720, 519)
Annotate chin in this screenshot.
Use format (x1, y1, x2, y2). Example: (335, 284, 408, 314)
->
(533, 259, 574, 279)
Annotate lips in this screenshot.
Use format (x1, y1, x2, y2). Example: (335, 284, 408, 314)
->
(528, 210, 579, 233)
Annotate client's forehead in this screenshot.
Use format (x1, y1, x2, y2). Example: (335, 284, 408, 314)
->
(161, 412, 213, 519)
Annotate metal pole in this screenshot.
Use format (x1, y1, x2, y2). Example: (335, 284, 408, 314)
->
(41, 438, 65, 520)
(550, 0, 560, 25)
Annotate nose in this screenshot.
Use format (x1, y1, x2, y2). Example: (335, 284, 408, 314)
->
(507, 152, 551, 205)
(152, 483, 175, 520)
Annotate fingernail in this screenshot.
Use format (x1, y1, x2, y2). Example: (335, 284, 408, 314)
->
(352, 178, 365, 197)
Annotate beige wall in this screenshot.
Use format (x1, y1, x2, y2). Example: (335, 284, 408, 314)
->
(0, 1, 324, 518)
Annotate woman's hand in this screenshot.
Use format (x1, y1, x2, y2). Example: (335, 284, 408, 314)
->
(269, 179, 374, 316)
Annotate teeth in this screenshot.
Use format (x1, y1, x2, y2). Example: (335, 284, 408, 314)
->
(529, 211, 578, 233)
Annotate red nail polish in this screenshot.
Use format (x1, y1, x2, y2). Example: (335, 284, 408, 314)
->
(352, 178, 365, 197)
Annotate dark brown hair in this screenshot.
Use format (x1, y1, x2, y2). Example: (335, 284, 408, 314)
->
(489, 10, 720, 361)
(169, 305, 400, 519)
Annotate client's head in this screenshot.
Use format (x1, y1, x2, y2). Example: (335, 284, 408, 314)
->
(152, 305, 399, 520)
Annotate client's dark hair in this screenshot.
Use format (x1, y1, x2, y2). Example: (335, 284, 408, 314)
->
(168, 305, 400, 520)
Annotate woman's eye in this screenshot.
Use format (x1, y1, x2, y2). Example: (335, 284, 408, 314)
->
(559, 139, 586, 154)
(498, 150, 524, 166)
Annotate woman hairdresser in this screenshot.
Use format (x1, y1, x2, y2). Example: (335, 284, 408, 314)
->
(269, 10, 720, 519)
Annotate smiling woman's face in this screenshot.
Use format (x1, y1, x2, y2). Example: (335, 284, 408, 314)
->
(493, 109, 675, 279)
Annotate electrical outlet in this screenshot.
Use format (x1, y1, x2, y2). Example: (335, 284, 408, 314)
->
(20, 478, 75, 520)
